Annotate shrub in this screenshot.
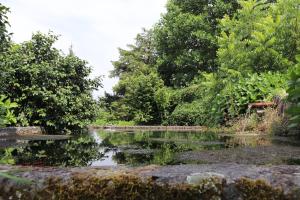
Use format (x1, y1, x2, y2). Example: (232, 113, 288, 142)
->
(215, 72, 288, 123)
(0, 95, 17, 127)
(168, 101, 204, 126)
(287, 55, 300, 130)
(167, 72, 288, 126)
(1, 33, 101, 134)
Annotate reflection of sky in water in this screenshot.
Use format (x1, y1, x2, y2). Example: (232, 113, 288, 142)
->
(91, 151, 117, 166)
(90, 131, 118, 166)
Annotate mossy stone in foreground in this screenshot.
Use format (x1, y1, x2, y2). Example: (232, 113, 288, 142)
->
(235, 178, 286, 200)
(37, 174, 224, 200)
(1, 173, 299, 199)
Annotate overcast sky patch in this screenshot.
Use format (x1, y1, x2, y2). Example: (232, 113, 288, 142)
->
(2, 0, 167, 97)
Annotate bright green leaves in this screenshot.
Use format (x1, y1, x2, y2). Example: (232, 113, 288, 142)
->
(0, 95, 18, 127)
(217, 72, 288, 119)
(0, 148, 15, 165)
(167, 72, 288, 125)
(218, 0, 298, 74)
(287, 55, 300, 129)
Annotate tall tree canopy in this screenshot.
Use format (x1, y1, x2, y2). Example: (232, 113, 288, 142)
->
(218, 0, 300, 75)
(154, 0, 239, 87)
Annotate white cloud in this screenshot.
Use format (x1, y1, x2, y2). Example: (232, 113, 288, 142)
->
(1, 0, 167, 96)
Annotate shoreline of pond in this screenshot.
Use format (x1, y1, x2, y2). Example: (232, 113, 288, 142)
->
(90, 125, 211, 131)
(0, 125, 278, 137)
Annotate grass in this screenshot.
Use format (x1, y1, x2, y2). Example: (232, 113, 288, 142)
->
(227, 108, 288, 135)
(93, 118, 136, 126)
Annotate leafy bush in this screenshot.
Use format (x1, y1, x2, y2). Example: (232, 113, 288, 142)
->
(168, 100, 211, 126)
(218, 0, 299, 74)
(167, 72, 288, 126)
(0, 148, 15, 164)
(1, 33, 101, 134)
(0, 95, 17, 127)
(287, 55, 300, 129)
(216, 72, 288, 121)
(93, 108, 136, 126)
(112, 72, 164, 124)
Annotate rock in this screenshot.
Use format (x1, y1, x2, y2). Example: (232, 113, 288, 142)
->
(187, 172, 225, 185)
(0, 127, 45, 137)
(1, 164, 300, 199)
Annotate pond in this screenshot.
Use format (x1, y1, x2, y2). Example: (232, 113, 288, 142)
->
(1, 130, 300, 167)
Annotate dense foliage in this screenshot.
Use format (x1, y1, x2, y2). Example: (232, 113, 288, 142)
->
(218, 0, 299, 74)
(287, 55, 300, 129)
(0, 32, 101, 133)
(0, 95, 17, 127)
(154, 0, 240, 87)
(102, 30, 163, 124)
(103, 0, 299, 127)
(1, 0, 300, 130)
(0, 4, 10, 52)
(0, 4, 16, 128)
(0, 3, 101, 134)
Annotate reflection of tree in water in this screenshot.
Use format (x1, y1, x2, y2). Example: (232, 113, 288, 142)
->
(98, 131, 219, 145)
(113, 151, 154, 166)
(97, 130, 232, 166)
(110, 140, 189, 166)
(11, 136, 104, 167)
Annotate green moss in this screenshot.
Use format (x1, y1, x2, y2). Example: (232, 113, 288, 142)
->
(37, 174, 223, 200)
(235, 178, 287, 200)
(1, 173, 299, 199)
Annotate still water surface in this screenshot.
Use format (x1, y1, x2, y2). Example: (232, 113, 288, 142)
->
(0, 130, 299, 167)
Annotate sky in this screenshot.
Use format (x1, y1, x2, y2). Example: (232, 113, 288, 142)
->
(1, 0, 167, 97)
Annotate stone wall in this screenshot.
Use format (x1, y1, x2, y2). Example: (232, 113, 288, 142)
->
(0, 126, 45, 137)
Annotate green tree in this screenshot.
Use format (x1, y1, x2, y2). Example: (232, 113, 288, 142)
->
(154, 0, 239, 87)
(218, 0, 300, 74)
(0, 3, 11, 93)
(105, 0, 298, 126)
(114, 73, 164, 124)
(111, 29, 157, 78)
(108, 30, 164, 124)
(1, 32, 102, 134)
(0, 3, 10, 52)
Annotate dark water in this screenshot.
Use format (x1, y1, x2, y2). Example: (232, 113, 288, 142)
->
(0, 130, 298, 167)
